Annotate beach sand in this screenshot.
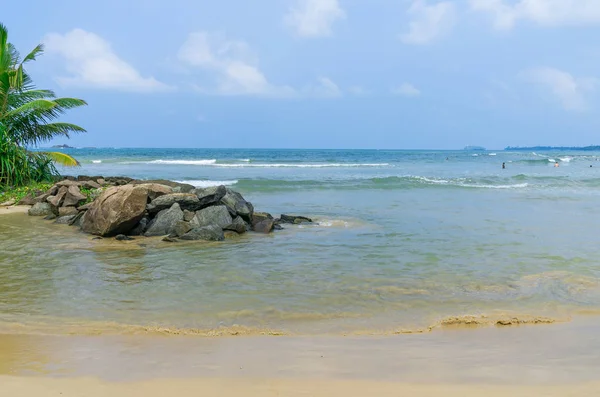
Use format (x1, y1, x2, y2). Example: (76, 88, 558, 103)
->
(0, 205, 29, 215)
(2, 319, 600, 396)
(1, 376, 598, 397)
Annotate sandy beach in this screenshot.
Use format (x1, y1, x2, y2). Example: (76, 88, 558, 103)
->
(2, 377, 598, 397)
(0, 205, 28, 215)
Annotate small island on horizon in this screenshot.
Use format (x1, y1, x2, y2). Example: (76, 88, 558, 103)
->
(51, 144, 75, 149)
(505, 145, 600, 151)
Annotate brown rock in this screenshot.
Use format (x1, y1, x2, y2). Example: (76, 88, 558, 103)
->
(81, 185, 148, 236)
(63, 185, 87, 207)
(58, 206, 79, 217)
(253, 219, 274, 233)
(47, 186, 68, 208)
(80, 180, 101, 189)
(134, 183, 173, 201)
(251, 212, 273, 227)
(183, 210, 195, 222)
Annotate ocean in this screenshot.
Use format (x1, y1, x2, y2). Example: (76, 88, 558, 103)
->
(1, 148, 600, 335)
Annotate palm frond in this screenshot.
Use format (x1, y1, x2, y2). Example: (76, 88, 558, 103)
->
(42, 151, 80, 167)
(3, 99, 56, 119)
(22, 44, 44, 63)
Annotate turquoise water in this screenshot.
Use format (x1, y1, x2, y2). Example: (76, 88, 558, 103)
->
(1, 148, 600, 335)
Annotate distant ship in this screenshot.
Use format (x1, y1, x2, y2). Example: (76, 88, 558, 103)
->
(464, 146, 486, 151)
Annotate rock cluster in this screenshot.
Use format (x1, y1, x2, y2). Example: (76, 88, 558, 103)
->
(24, 176, 313, 242)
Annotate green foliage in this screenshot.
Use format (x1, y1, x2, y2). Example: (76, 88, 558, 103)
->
(0, 181, 53, 204)
(0, 22, 87, 187)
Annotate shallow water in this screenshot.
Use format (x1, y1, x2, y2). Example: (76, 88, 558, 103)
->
(1, 148, 600, 335)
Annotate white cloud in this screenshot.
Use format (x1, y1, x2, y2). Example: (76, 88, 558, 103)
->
(303, 77, 343, 97)
(285, 0, 346, 38)
(178, 32, 295, 97)
(44, 29, 171, 92)
(392, 83, 421, 97)
(348, 86, 368, 96)
(400, 0, 457, 45)
(471, 0, 600, 30)
(521, 67, 599, 111)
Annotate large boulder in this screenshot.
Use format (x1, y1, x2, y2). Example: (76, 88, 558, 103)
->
(180, 225, 225, 241)
(62, 185, 87, 207)
(251, 212, 273, 227)
(133, 183, 173, 201)
(28, 202, 53, 216)
(81, 185, 148, 236)
(193, 185, 227, 209)
(280, 214, 313, 224)
(191, 205, 232, 229)
(224, 216, 249, 234)
(144, 203, 184, 236)
(132, 179, 195, 193)
(220, 188, 253, 220)
(253, 219, 274, 233)
(147, 193, 200, 213)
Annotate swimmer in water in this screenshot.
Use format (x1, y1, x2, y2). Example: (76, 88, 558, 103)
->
(502, 162, 506, 169)
(554, 161, 560, 167)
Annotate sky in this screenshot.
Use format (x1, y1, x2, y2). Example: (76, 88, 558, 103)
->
(4, 0, 600, 149)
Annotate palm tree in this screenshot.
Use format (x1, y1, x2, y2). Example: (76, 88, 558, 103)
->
(0, 22, 87, 186)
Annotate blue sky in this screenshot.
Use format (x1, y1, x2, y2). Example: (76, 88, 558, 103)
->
(4, 0, 600, 149)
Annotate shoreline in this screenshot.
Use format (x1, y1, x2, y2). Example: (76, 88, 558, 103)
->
(2, 377, 598, 397)
(2, 317, 600, 384)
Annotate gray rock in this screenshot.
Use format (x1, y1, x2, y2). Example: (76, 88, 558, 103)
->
(162, 236, 178, 242)
(172, 221, 193, 237)
(129, 217, 150, 236)
(58, 206, 79, 217)
(43, 213, 57, 221)
(17, 193, 37, 206)
(81, 185, 148, 236)
(279, 214, 313, 224)
(144, 203, 184, 236)
(191, 205, 232, 229)
(68, 211, 85, 227)
(183, 209, 195, 222)
(253, 219, 274, 233)
(221, 188, 253, 220)
(115, 234, 134, 241)
(1, 199, 15, 206)
(28, 202, 53, 216)
(146, 193, 200, 213)
(54, 215, 76, 225)
(62, 185, 87, 207)
(224, 216, 249, 234)
(193, 185, 227, 209)
(180, 225, 225, 241)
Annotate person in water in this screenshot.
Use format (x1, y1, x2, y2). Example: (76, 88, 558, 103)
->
(554, 161, 560, 167)
(502, 162, 506, 169)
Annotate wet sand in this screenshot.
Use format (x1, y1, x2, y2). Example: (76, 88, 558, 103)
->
(2, 318, 600, 396)
(2, 377, 598, 397)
